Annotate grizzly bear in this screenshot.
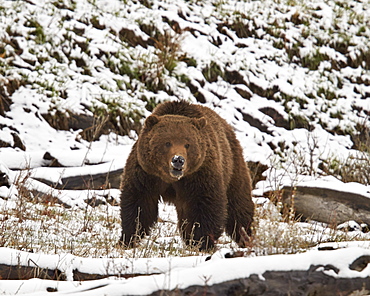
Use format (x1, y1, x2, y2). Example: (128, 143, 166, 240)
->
(120, 100, 254, 250)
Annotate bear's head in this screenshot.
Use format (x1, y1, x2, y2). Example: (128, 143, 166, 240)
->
(137, 114, 207, 183)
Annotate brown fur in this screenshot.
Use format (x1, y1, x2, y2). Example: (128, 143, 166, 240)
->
(120, 101, 254, 250)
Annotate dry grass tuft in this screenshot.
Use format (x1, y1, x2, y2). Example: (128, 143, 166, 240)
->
(1, 161, 369, 263)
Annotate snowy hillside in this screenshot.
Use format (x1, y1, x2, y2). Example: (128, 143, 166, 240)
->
(1, 0, 370, 169)
(1, 0, 370, 294)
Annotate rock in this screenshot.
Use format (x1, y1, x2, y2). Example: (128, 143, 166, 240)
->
(0, 171, 10, 188)
(42, 152, 64, 167)
(247, 161, 268, 188)
(259, 106, 290, 130)
(42, 111, 141, 142)
(281, 186, 370, 226)
(237, 108, 271, 134)
(11, 132, 26, 151)
(149, 266, 370, 296)
(337, 220, 362, 232)
(0, 163, 10, 188)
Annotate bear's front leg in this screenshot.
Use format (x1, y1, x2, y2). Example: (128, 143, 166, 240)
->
(175, 175, 227, 251)
(120, 168, 160, 248)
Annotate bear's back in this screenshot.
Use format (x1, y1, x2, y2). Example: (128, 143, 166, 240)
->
(152, 100, 207, 119)
(152, 100, 234, 134)
(152, 100, 238, 142)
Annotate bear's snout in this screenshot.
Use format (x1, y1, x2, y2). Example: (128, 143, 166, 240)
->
(171, 155, 185, 170)
(170, 155, 186, 180)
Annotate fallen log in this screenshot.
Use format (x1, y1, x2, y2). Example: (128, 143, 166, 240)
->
(1, 255, 369, 295)
(282, 185, 370, 226)
(35, 168, 123, 190)
(0, 263, 135, 281)
(1, 248, 370, 296)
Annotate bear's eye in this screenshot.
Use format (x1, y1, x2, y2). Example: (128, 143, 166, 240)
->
(165, 142, 172, 147)
(184, 144, 190, 149)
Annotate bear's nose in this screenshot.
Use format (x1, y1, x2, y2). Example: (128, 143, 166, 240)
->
(171, 155, 185, 170)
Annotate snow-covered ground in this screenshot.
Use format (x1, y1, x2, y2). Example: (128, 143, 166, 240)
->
(1, 0, 370, 294)
(1, 245, 370, 295)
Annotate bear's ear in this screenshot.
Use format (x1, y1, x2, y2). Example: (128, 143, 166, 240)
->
(144, 115, 159, 130)
(192, 117, 207, 130)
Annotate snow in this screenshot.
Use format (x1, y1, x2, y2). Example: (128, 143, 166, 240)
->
(0, 247, 204, 282)
(253, 167, 370, 201)
(1, 0, 370, 294)
(0, 247, 369, 295)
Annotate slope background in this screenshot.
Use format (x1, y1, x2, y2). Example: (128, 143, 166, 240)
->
(1, 0, 369, 174)
(1, 1, 370, 293)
